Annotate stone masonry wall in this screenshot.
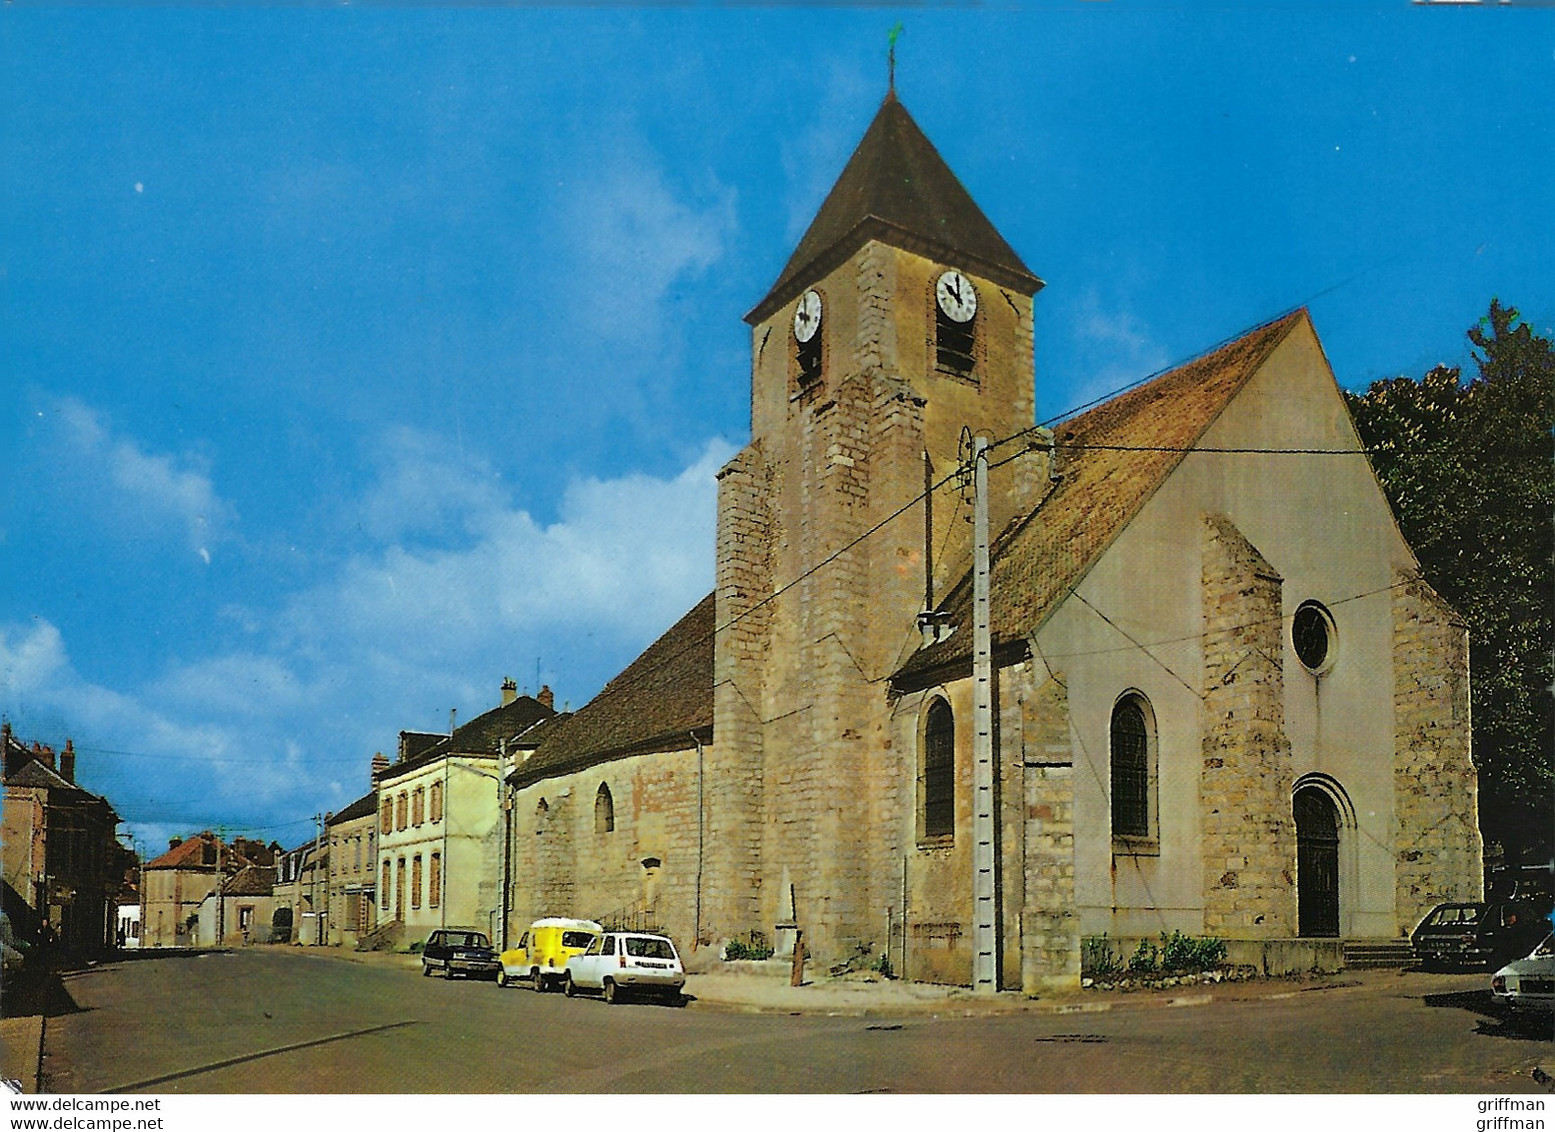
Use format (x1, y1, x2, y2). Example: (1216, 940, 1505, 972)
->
(1392, 570, 1482, 933)
(732, 236, 1038, 975)
(1200, 514, 1297, 938)
(801, 363, 875, 955)
(508, 747, 702, 953)
(1020, 671, 1080, 992)
(709, 440, 771, 947)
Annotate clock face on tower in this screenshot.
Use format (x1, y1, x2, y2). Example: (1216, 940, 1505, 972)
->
(793, 290, 822, 343)
(935, 270, 978, 323)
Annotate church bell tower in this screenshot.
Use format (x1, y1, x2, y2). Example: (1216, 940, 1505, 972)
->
(704, 91, 1043, 963)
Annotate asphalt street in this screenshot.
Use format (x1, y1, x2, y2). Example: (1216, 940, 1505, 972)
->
(37, 949, 1552, 1094)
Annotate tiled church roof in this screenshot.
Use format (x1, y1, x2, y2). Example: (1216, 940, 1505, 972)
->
(893, 309, 1308, 689)
(747, 93, 1041, 324)
(511, 593, 715, 789)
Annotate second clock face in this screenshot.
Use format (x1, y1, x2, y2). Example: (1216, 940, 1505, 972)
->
(935, 270, 978, 323)
(793, 290, 822, 343)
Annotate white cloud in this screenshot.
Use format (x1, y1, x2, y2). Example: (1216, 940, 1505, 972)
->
(780, 62, 874, 244)
(50, 397, 236, 560)
(1061, 290, 1174, 412)
(560, 149, 736, 345)
(312, 436, 734, 651)
(0, 619, 71, 696)
(355, 426, 507, 543)
(3, 438, 736, 845)
(0, 619, 288, 829)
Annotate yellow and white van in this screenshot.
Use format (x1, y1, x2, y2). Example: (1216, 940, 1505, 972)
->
(498, 918, 603, 991)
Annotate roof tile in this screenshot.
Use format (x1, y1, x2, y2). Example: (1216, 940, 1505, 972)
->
(513, 593, 714, 788)
(748, 95, 1039, 324)
(895, 310, 1307, 686)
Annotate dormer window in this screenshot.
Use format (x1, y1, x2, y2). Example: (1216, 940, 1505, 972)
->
(934, 269, 977, 376)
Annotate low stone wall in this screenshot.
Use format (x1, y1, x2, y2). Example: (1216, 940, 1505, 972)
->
(1089, 935, 1345, 979)
(1222, 937, 1344, 975)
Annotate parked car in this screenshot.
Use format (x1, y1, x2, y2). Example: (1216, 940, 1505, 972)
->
(1412, 900, 1553, 970)
(563, 930, 686, 1005)
(1492, 934, 1555, 1014)
(498, 918, 603, 991)
(421, 929, 501, 980)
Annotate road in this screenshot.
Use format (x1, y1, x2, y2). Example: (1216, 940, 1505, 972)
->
(38, 949, 1552, 1094)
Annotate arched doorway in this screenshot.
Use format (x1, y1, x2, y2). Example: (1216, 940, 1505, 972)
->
(1294, 786, 1340, 938)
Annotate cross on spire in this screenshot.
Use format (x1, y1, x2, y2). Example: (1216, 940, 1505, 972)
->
(888, 23, 904, 96)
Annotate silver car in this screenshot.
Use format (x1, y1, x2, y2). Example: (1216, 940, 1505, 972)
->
(1492, 933, 1555, 1014)
(564, 930, 686, 1005)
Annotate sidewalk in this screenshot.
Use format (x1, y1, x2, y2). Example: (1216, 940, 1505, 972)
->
(0, 1016, 43, 1093)
(679, 967, 1386, 1017)
(284, 942, 1402, 1017)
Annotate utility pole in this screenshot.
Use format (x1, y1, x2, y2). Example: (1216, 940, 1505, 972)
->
(312, 813, 323, 945)
(500, 741, 513, 951)
(215, 832, 224, 948)
(970, 435, 998, 993)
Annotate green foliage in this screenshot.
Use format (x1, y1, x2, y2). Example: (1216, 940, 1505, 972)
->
(1345, 299, 1554, 859)
(1085, 932, 1224, 978)
(1127, 938, 1161, 973)
(722, 938, 774, 961)
(875, 951, 894, 979)
(1160, 930, 1226, 972)
(1081, 934, 1123, 976)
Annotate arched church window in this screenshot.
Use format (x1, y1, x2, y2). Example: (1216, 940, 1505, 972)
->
(922, 697, 955, 840)
(595, 783, 615, 834)
(1110, 694, 1154, 842)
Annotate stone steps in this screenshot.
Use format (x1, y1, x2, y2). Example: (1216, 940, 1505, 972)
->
(1343, 939, 1415, 969)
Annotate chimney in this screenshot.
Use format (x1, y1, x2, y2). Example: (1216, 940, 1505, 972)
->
(169, 836, 183, 851)
(501, 677, 518, 707)
(538, 685, 555, 711)
(34, 742, 55, 771)
(59, 739, 75, 784)
(371, 751, 390, 785)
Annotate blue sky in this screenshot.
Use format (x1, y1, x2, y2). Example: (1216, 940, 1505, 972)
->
(3, 5, 1551, 856)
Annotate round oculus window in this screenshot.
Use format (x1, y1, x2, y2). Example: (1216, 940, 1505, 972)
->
(1292, 602, 1336, 673)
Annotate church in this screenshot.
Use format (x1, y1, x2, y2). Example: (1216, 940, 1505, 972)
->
(502, 90, 1481, 991)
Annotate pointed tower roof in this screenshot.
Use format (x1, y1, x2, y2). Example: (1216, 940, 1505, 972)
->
(747, 93, 1041, 324)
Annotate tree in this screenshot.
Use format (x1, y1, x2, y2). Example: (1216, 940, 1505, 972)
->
(1346, 299, 1553, 865)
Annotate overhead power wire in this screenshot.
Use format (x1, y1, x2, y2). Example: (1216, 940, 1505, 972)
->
(50, 323, 1444, 790)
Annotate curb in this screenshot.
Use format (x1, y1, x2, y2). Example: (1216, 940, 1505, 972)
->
(254, 939, 1419, 1019)
(681, 973, 1383, 1019)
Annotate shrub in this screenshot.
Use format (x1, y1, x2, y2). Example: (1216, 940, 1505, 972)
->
(723, 938, 774, 961)
(1081, 934, 1122, 977)
(1127, 938, 1161, 973)
(1160, 930, 1226, 972)
(875, 952, 894, 979)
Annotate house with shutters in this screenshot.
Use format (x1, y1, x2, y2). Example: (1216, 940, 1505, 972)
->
(501, 90, 1480, 990)
(374, 681, 556, 947)
(324, 787, 379, 948)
